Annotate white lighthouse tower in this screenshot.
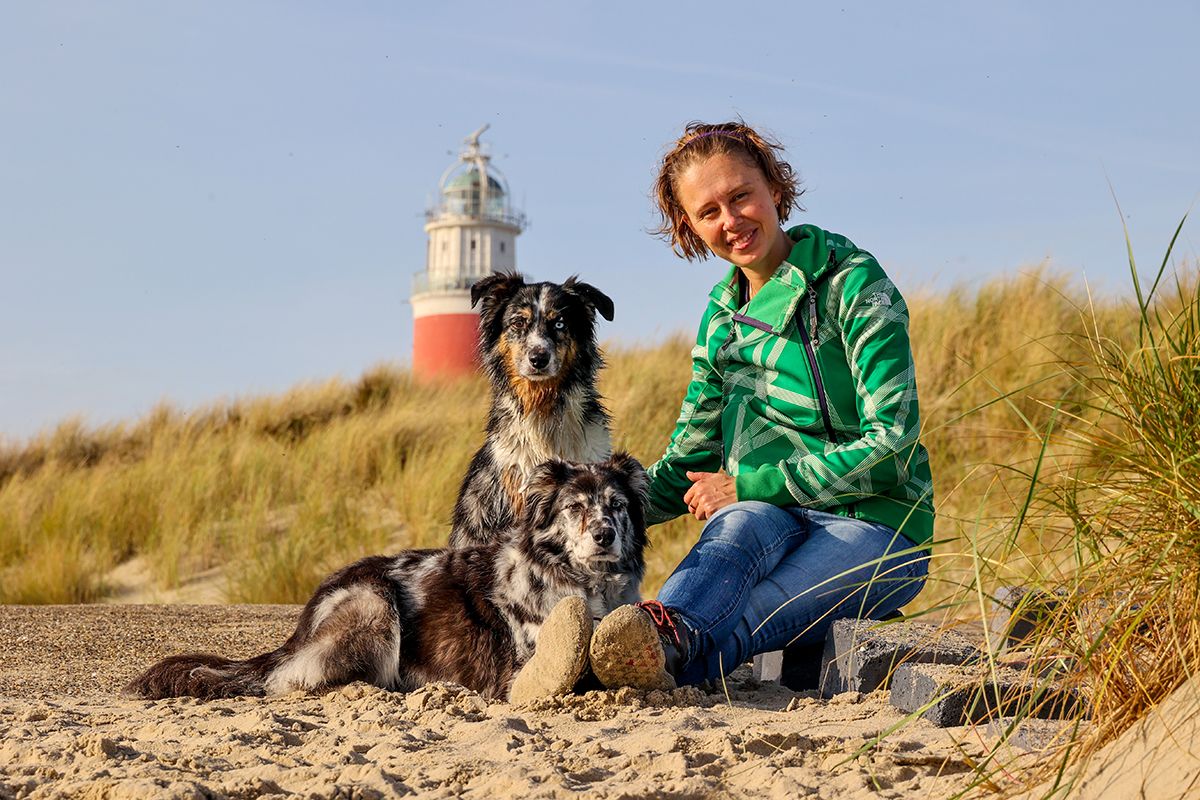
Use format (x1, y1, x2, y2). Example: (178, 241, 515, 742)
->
(411, 125, 526, 378)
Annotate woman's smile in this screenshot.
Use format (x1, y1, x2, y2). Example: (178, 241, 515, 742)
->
(728, 228, 756, 252)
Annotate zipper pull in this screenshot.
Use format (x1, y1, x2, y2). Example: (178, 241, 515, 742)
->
(807, 283, 819, 346)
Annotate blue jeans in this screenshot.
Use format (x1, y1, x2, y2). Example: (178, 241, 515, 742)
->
(657, 501, 929, 686)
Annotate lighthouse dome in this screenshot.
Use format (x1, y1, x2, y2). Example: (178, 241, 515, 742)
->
(440, 165, 508, 218)
(444, 168, 505, 196)
(426, 125, 526, 230)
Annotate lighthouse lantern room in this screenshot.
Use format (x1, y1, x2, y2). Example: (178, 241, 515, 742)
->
(411, 125, 526, 378)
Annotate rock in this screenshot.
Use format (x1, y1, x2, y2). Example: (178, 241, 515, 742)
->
(818, 619, 980, 698)
(889, 662, 1086, 727)
(985, 716, 1081, 752)
(751, 650, 783, 683)
(987, 586, 1069, 652)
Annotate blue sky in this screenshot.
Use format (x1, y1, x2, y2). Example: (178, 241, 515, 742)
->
(2, 1, 1197, 440)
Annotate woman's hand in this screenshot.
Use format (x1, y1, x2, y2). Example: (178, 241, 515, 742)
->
(684, 471, 737, 521)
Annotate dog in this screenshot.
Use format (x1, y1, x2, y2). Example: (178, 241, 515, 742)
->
(449, 272, 614, 551)
(123, 454, 648, 702)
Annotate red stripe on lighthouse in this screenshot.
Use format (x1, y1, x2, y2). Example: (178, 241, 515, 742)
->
(413, 314, 480, 378)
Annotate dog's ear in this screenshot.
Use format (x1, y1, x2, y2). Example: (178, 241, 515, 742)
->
(562, 276, 614, 322)
(472, 272, 526, 338)
(471, 272, 525, 310)
(605, 452, 648, 501)
(522, 459, 573, 530)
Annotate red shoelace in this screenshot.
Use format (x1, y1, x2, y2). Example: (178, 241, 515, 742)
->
(634, 600, 683, 648)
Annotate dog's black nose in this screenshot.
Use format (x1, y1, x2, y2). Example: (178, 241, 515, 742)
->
(593, 527, 615, 548)
(528, 348, 550, 370)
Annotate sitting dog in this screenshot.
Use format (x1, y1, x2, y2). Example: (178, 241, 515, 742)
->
(450, 272, 614, 551)
(123, 454, 647, 701)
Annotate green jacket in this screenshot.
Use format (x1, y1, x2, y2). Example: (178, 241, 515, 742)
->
(645, 224, 935, 547)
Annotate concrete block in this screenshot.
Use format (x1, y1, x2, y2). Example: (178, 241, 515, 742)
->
(992, 649, 1075, 680)
(818, 619, 980, 699)
(988, 586, 1069, 652)
(782, 610, 903, 692)
(890, 662, 1086, 727)
(985, 716, 1083, 752)
(752, 650, 784, 683)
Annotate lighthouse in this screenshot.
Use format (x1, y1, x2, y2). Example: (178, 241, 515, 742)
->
(411, 125, 527, 378)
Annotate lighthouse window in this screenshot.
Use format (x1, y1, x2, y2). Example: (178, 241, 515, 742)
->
(500, 241, 506, 254)
(471, 239, 477, 251)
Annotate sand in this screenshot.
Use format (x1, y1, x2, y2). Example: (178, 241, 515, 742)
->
(1030, 672, 1200, 800)
(0, 604, 1028, 799)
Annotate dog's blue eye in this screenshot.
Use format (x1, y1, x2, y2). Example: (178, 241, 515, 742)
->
(554, 320, 565, 330)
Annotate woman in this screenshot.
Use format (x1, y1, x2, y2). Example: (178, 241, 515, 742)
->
(513, 121, 934, 701)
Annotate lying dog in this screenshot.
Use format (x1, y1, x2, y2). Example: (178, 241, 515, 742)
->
(450, 273, 614, 551)
(124, 454, 647, 701)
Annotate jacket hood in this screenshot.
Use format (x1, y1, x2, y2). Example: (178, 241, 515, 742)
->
(707, 224, 860, 335)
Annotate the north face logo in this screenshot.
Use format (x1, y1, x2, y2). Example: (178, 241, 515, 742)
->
(865, 291, 893, 307)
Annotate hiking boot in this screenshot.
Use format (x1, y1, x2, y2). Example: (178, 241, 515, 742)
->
(509, 595, 593, 704)
(589, 601, 689, 691)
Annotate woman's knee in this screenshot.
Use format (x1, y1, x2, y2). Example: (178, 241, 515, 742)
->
(882, 549, 929, 608)
(705, 500, 793, 528)
(850, 544, 929, 615)
(701, 501, 803, 546)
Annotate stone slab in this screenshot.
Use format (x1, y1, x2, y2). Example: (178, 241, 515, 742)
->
(987, 586, 1069, 652)
(818, 618, 980, 698)
(985, 716, 1083, 752)
(752, 650, 784, 683)
(890, 662, 1087, 727)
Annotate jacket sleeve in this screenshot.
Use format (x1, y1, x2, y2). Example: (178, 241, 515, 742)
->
(734, 260, 924, 508)
(644, 308, 727, 525)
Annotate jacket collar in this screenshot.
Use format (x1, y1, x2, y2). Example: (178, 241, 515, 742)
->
(707, 224, 848, 334)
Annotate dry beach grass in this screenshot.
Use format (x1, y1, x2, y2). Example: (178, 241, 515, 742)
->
(0, 268, 1114, 607)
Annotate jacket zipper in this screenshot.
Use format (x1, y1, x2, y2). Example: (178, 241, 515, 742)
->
(807, 246, 836, 346)
(797, 295, 837, 444)
(807, 283, 820, 346)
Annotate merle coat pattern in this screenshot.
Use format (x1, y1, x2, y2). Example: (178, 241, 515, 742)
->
(124, 454, 648, 702)
(449, 273, 614, 551)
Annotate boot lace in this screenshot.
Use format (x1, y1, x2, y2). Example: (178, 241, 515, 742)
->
(634, 600, 683, 649)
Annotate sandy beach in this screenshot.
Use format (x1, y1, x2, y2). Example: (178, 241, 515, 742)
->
(0, 604, 1027, 799)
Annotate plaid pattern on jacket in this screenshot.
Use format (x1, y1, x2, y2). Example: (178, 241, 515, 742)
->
(645, 224, 935, 547)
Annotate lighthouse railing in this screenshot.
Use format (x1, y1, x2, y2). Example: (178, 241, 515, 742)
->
(411, 273, 489, 295)
(424, 206, 527, 230)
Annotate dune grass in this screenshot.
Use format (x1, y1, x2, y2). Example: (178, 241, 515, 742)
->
(954, 228, 1199, 795)
(0, 265, 1119, 606)
(830, 218, 1198, 797)
(0, 267, 1133, 606)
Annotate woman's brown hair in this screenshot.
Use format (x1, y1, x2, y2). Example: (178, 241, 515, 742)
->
(652, 120, 803, 261)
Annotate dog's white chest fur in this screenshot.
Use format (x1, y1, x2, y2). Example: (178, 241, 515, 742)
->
(492, 391, 611, 483)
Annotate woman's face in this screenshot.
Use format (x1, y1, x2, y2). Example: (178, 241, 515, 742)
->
(675, 152, 787, 271)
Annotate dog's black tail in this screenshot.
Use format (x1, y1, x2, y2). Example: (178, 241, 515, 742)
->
(122, 651, 281, 700)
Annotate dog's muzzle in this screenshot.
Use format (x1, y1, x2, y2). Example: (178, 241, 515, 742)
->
(592, 525, 616, 549)
(527, 347, 551, 371)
